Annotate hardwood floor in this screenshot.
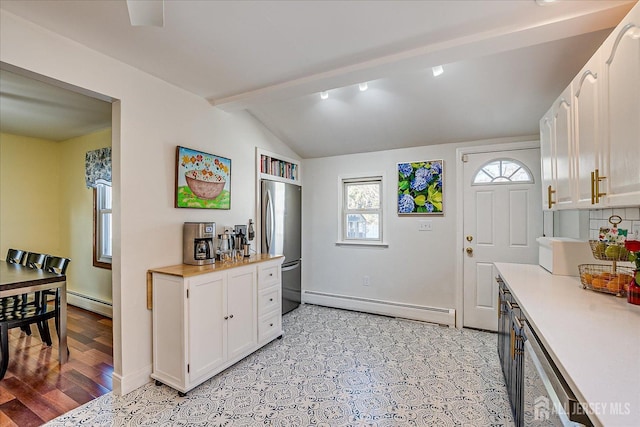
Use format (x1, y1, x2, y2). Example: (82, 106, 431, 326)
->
(0, 305, 113, 427)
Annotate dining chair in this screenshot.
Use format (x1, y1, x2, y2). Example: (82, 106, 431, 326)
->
(40, 256, 71, 346)
(17, 252, 48, 335)
(5, 249, 26, 264)
(0, 289, 56, 379)
(23, 252, 47, 269)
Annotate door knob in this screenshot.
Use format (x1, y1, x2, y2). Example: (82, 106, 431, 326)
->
(466, 247, 473, 255)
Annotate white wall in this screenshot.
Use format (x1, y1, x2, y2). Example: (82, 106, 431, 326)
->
(0, 10, 298, 394)
(302, 137, 532, 317)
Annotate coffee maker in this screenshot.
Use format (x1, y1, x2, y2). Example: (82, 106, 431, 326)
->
(183, 222, 215, 265)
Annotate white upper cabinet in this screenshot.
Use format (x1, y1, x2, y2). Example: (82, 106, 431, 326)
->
(572, 52, 602, 208)
(540, 3, 640, 209)
(540, 109, 555, 210)
(551, 87, 575, 208)
(540, 87, 575, 211)
(601, 5, 640, 207)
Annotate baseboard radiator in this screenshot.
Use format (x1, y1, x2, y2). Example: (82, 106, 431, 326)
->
(303, 291, 455, 327)
(67, 291, 113, 318)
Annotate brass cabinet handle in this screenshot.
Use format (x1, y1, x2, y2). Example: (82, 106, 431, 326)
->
(591, 171, 596, 204)
(547, 185, 556, 209)
(513, 316, 522, 330)
(510, 327, 516, 360)
(594, 169, 607, 203)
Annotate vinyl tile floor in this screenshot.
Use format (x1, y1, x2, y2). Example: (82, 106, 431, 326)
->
(44, 304, 514, 426)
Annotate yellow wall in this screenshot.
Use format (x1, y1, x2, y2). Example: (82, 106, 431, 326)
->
(59, 128, 112, 304)
(0, 133, 62, 256)
(0, 129, 112, 305)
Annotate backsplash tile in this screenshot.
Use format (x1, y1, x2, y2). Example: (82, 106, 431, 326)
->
(589, 207, 640, 240)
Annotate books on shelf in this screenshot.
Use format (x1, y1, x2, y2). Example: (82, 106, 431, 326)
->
(260, 155, 298, 181)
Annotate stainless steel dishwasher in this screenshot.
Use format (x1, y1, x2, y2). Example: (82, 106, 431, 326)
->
(522, 323, 592, 426)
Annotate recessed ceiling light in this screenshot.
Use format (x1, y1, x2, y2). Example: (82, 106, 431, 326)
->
(535, 0, 556, 6)
(320, 91, 329, 100)
(432, 65, 444, 77)
(359, 82, 368, 92)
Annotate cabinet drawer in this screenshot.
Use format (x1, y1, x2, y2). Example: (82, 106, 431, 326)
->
(258, 312, 281, 342)
(258, 264, 280, 289)
(258, 287, 280, 316)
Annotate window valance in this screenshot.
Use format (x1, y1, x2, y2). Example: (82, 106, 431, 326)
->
(85, 147, 112, 188)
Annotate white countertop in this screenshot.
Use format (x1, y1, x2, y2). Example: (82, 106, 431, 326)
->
(494, 263, 640, 427)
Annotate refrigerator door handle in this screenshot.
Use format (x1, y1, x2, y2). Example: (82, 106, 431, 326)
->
(281, 262, 300, 272)
(265, 189, 274, 253)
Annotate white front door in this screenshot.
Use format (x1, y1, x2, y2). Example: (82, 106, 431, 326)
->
(463, 149, 542, 331)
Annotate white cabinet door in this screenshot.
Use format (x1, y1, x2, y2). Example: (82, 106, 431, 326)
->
(540, 109, 555, 210)
(226, 265, 257, 361)
(573, 53, 603, 208)
(188, 272, 226, 385)
(551, 87, 575, 208)
(152, 273, 186, 388)
(601, 7, 640, 207)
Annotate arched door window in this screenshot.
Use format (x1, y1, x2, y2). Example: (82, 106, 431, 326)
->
(472, 158, 534, 185)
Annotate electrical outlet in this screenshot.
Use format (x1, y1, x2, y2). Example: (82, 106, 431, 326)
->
(362, 276, 370, 286)
(418, 220, 432, 231)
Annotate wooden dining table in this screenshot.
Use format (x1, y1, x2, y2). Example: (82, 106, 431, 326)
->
(0, 261, 68, 364)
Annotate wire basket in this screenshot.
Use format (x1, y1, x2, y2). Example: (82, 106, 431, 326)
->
(589, 240, 631, 261)
(578, 264, 634, 297)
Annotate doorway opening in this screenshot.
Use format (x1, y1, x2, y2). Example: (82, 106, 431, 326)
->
(0, 62, 118, 422)
(455, 140, 542, 330)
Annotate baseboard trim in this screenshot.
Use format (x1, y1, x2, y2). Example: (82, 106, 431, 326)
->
(112, 365, 153, 396)
(67, 291, 112, 318)
(303, 291, 455, 327)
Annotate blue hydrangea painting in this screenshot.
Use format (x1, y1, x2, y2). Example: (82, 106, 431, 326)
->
(397, 160, 443, 214)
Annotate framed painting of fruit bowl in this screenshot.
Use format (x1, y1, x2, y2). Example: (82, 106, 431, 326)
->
(397, 160, 443, 215)
(175, 146, 231, 209)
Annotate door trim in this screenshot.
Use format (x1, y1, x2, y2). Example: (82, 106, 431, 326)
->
(455, 140, 540, 329)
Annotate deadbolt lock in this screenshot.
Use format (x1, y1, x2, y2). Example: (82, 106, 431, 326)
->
(466, 235, 473, 242)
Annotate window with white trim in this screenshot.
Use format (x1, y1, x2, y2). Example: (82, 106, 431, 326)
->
(94, 179, 112, 268)
(472, 158, 534, 184)
(341, 177, 383, 242)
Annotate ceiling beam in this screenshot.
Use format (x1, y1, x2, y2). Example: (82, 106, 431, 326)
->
(209, 3, 631, 111)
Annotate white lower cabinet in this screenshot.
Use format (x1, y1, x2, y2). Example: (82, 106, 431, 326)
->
(151, 257, 283, 394)
(257, 261, 282, 345)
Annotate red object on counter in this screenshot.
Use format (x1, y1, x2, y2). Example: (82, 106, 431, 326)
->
(628, 271, 640, 305)
(625, 240, 640, 252)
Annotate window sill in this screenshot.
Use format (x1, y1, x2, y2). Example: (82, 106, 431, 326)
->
(93, 259, 112, 270)
(335, 241, 389, 248)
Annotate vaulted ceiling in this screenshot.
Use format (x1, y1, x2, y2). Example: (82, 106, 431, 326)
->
(0, 0, 636, 157)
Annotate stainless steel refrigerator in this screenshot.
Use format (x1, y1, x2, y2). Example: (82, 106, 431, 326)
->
(261, 180, 301, 314)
